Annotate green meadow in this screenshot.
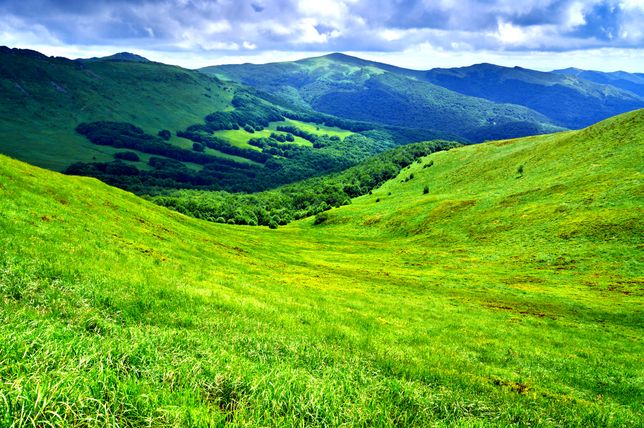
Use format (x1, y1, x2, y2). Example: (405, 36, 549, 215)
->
(212, 118, 354, 150)
(0, 111, 642, 426)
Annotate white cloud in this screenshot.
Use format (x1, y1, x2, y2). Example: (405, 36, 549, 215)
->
(0, 0, 642, 71)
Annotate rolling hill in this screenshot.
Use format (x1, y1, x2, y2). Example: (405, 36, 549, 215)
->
(423, 63, 644, 128)
(1, 110, 641, 426)
(206, 54, 642, 133)
(554, 67, 644, 98)
(205, 54, 563, 143)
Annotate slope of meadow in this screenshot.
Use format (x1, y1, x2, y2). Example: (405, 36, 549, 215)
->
(0, 111, 642, 426)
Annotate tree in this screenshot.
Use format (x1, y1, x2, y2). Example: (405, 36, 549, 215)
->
(192, 142, 205, 152)
(314, 212, 329, 225)
(114, 151, 140, 162)
(423, 186, 429, 194)
(158, 130, 171, 140)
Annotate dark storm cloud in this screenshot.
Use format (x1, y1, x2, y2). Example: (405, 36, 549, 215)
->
(0, 0, 642, 53)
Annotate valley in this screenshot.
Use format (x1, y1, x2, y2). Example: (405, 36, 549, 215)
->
(0, 110, 642, 426)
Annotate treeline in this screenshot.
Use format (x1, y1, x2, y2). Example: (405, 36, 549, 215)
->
(151, 140, 459, 227)
(275, 125, 317, 143)
(76, 122, 250, 168)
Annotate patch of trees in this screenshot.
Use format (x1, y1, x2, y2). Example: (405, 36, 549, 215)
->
(158, 130, 171, 140)
(76, 121, 250, 167)
(201, 91, 285, 131)
(152, 140, 459, 227)
(248, 137, 307, 159)
(114, 151, 140, 161)
(275, 126, 318, 143)
(68, 122, 403, 194)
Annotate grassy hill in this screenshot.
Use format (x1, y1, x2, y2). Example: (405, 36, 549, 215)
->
(0, 46, 234, 171)
(423, 63, 643, 128)
(205, 54, 563, 143)
(1, 110, 641, 426)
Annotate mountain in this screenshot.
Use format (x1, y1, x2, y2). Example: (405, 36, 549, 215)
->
(1, 110, 641, 426)
(553, 67, 644, 98)
(0, 47, 413, 194)
(78, 52, 151, 63)
(0, 46, 234, 171)
(422, 63, 644, 128)
(204, 54, 563, 143)
(205, 54, 643, 131)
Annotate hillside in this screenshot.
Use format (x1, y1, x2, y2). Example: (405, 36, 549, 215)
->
(1, 110, 641, 426)
(554, 68, 644, 98)
(0, 46, 233, 171)
(0, 47, 403, 194)
(424, 63, 644, 128)
(204, 53, 643, 135)
(205, 54, 563, 143)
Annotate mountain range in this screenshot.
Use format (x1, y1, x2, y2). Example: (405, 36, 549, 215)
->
(205, 53, 643, 131)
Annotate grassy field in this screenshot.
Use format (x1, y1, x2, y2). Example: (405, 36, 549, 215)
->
(0, 111, 642, 426)
(270, 118, 354, 139)
(212, 118, 354, 150)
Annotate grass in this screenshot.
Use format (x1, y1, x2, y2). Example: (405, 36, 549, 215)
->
(0, 110, 642, 426)
(270, 118, 354, 139)
(212, 118, 354, 150)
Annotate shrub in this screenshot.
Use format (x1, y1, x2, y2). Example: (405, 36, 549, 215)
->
(423, 186, 429, 194)
(244, 125, 255, 133)
(114, 151, 140, 162)
(192, 142, 205, 152)
(158, 130, 171, 140)
(423, 160, 434, 169)
(517, 164, 524, 177)
(314, 212, 329, 225)
(376, 198, 380, 203)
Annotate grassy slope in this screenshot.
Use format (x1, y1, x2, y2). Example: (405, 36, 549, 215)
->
(0, 111, 642, 426)
(0, 49, 233, 170)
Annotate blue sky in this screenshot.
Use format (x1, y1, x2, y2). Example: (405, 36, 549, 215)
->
(1, 0, 643, 71)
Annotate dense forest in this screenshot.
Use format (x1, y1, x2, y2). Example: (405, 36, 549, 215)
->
(151, 140, 459, 227)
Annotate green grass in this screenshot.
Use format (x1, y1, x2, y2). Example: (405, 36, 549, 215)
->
(270, 118, 354, 139)
(0, 111, 642, 426)
(212, 118, 354, 150)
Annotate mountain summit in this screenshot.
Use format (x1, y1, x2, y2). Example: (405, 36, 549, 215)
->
(78, 52, 151, 63)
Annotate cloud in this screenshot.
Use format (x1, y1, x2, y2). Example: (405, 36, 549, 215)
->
(0, 0, 642, 65)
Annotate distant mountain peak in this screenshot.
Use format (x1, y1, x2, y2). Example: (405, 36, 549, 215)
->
(322, 52, 357, 60)
(78, 52, 151, 63)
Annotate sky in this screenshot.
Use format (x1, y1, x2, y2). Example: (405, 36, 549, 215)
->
(1, 0, 643, 71)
